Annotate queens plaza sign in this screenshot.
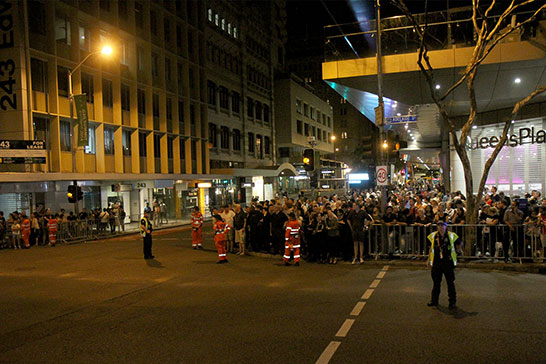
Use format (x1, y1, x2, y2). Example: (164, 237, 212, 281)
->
(468, 126, 546, 150)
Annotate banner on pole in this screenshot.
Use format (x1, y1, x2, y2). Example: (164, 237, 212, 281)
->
(74, 94, 89, 147)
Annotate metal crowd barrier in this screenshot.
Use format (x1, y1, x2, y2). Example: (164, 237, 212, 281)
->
(365, 224, 544, 262)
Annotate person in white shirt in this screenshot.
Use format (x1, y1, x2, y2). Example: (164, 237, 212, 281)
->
(219, 205, 236, 253)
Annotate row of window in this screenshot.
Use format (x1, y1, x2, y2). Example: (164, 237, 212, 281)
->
(247, 65, 271, 90)
(207, 81, 270, 122)
(207, 8, 239, 39)
(59, 120, 193, 162)
(295, 99, 332, 127)
(296, 120, 332, 142)
(208, 123, 271, 158)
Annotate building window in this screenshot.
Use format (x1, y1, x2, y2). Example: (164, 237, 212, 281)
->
(119, 0, 128, 20)
(151, 53, 159, 78)
(139, 132, 147, 157)
(79, 25, 90, 51)
(304, 103, 309, 117)
(310, 106, 315, 120)
(137, 89, 146, 115)
(255, 102, 262, 121)
(58, 120, 71, 152)
(227, 23, 231, 35)
(122, 129, 131, 156)
(256, 134, 263, 159)
(248, 133, 255, 153)
(327, 132, 331, 142)
(327, 116, 331, 128)
(279, 147, 289, 158)
(28, 1, 46, 35)
(233, 27, 238, 39)
(135, 2, 143, 27)
(191, 140, 197, 161)
(150, 10, 158, 36)
(104, 127, 115, 155)
(208, 8, 213, 22)
(167, 136, 174, 159)
(264, 136, 271, 155)
(215, 13, 219, 26)
(137, 46, 145, 72)
(165, 58, 171, 83)
(323, 130, 327, 141)
(209, 123, 217, 148)
(152, 94, 160, 118)
(232, 91, 240, 113)
(57, 66, 69, 97)
(176, 25, 182, 49)
(164, 19, 170, 43)
(247, 97, 254, 118)
(317, 129, 322, 141)
(178, 100, 184, 134)
(220, 126, 229, 149)
(55, 14, 71, 45)
(219, 86, 229, 109)
(177, 63, 184, 89)
(81, 73, 94, 103)
(189, 68, 194, 88)
(312, 126, 316, 138)
(179, 137, 186, 160)
(102, 79, 113, 107)
(304, 123, 309, 136)
(166, 99, 172, 133)
(233, 129, 241, 151)
(121, 83, 130, 111)
(263, 105, 270, 123)
(296, 120, 303, 135)
(341, 131, 348, 139)
(85, 125, 95, 154)
(99, 0, 110, 11)
(207, 81, 216, 106)
(296, 99, 302, 114)
(187, 31, 193, 54)
(31, 58, 47, 93)
(221, 18, 225, 31)
(154, 134, 161, 159)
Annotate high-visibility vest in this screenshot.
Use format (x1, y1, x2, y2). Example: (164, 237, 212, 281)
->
(213, 221, 230, 243)
(285, 220, 301, 242)
(427, 231, 459, 266)
(191, 212, 203, 229)
(140, 217, 151, 237)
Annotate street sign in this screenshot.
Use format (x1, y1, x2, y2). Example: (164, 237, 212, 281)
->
(0, 140, 46, 163)
(386, 115, 417, 124)
(376, 165, 388, 186)
(74, 94, 89, 146)
(375, 104, 384, 126)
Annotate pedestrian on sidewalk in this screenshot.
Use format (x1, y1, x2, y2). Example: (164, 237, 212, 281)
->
(140, 210, 154, 259)
(213, 214, 230, 264)
(426, 222, 462, 310)
(233, 204, 247, 255)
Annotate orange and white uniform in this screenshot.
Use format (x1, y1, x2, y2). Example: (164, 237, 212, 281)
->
(284, 220, 301, 263)
(47, 218, 58, 246)
(191, 211, 204, 248)
(21, 217, 31, 248)
(213, 221, 230, 261)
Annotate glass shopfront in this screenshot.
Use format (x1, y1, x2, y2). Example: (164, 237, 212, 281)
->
(451, 117, 546, 196)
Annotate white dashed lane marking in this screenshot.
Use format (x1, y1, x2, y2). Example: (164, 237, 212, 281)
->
(315, 341, 341, 364)
(335, 319, 355, 338)
(361, 288, 374, 300)
(350, 301, 366, 316)
(315, 266, 390, 364)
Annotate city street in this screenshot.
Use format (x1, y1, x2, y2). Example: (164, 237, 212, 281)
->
(1, 226, 545, 364)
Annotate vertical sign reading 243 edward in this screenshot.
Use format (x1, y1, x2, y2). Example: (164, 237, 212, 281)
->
(0, 1, 17, 111)
(376, 166, 388, 186)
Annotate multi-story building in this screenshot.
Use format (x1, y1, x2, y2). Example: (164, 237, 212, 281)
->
(0, 0, 218, 220)
(204, 0, 288, 203)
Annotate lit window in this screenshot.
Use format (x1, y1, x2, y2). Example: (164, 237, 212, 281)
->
(207, 8, 213, 22)
(221, 18, 225, 31)
(233, 27, 238, 39)
(85, 125, 96, 154)
(215, 14, 219, 26)
(227, 23, 231, 35)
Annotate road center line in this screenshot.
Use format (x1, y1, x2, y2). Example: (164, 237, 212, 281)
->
(361, 288, 374, 300)
(376, 271, 386, 279)
(350, 301, 366, 316)
(335, 319, 355, 338)
(369, 279, 381, 288)
(315, 341, 341, 364)
(382, 265, 390, 271)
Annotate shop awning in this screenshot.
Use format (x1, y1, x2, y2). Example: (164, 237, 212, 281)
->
(211, 162, 299, 178)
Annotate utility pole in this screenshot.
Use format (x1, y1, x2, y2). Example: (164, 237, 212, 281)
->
(375, 0, 387, 212)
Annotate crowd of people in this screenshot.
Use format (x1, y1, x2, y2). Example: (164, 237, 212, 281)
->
(208, 182, 546, 264)
(0, 204, 128, 249)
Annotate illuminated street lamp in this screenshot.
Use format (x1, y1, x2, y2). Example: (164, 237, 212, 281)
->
(331, 135, 337, 160)
(382, 140, 388, 149)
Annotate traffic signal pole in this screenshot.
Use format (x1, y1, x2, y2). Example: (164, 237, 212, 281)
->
(73, 180, 79, 214)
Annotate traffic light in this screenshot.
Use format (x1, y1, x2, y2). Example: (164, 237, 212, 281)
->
(67, 185, 77, 203)
(77, 186, 83, 201)
(303, 148, 314, 171)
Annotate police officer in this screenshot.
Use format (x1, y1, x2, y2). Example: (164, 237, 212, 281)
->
(140, 210, 154, 259)
(426, 222, 462, 310)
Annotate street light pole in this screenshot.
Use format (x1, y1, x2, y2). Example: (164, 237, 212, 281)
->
(67, 46, 113, 213)
(375, 0, 387, 212)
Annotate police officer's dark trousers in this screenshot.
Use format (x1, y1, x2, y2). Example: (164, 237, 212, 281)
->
(143, 235, 153, 258)
(431, 260, 456, 305)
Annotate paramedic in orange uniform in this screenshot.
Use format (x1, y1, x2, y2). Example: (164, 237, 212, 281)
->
(21, 212, 31, 248)
(284, 212, 301, 266)
(213, 214, 230, 264)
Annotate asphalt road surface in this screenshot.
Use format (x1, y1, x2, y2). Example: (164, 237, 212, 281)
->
(1, 225, 545, 364)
